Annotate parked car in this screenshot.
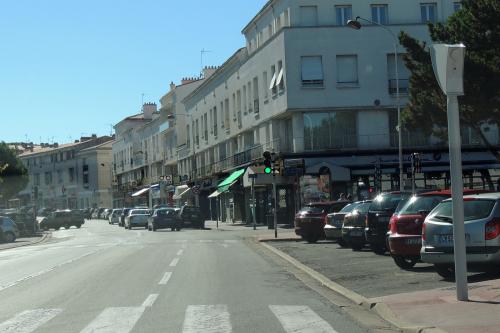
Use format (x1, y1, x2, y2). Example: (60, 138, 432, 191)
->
(39, 210, 84, 230)
(387, 189, 488, 269)
(294, 201, 350, 243)
(341, 200, 373, 250)
(3, 210, 37, 236)
(37, 207, 54, 217)
(108, 209, 122, 225)
(325, 201, 363, 245)
(101, 208, 112, 220)
(119, 208, 133, 227)
(365, 191, 412, 254)
(148, 208, 180, 231)
(124, 209, 150, 229)
(177, 206, 204, 229)
(0, 216, 20, 243)
(421, 192, 500, 279)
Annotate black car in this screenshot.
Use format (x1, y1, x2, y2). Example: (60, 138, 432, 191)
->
(148, 208, 180, 231)
(177, 206, 204, 229)
(39, 210, 84, 230)
(364, 192, 412, 255)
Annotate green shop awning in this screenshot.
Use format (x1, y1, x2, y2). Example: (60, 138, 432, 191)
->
(217, 168, 245, 193)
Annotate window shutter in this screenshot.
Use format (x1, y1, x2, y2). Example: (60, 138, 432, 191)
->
(301, 56, 323, 82)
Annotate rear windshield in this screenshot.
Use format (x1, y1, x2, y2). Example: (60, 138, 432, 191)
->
(399, 195, 448, 215)
(429, 199, 497, 222)
(157, 209, 176, 216)
(300, 206, 325, 214)
(339, 203, 358, 214)
(183, 207, 200, 214)
(353, 202, 371, 214)
(370, 194, 408, 212)
(131, 209, 149, 215)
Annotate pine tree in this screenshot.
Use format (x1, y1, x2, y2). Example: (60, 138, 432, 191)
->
(399, 0, 500, 159)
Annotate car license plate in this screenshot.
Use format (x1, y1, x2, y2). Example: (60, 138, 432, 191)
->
(435, 234, 470, 245)
(405, 238, 422, 245)
(350, 230, 363, 237)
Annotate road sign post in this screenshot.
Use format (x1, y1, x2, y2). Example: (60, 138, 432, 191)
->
(249, 173, 258, 230)
(431, 43, 467, 301)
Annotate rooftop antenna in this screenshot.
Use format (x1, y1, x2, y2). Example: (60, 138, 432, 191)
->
(200, 49, 212, 77)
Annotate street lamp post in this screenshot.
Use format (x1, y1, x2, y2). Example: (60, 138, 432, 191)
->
(347, 16, 404, 192)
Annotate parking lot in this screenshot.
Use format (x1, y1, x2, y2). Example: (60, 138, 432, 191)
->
(271, 239, 500, 299)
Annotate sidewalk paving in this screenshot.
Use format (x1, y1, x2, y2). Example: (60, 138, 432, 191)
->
(373, 279, 500, 333)
(0, 232, 50, 251)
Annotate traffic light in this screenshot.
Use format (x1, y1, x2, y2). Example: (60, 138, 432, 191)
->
(263, 151, 273, 174)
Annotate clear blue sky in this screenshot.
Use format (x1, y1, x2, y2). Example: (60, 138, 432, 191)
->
(0, 0, 268, 144)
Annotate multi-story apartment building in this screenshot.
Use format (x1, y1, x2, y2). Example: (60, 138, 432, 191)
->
(18, 135, 114, 209)
(177, 0, 500, 224)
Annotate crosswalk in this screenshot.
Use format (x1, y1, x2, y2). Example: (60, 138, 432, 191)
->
(0, 305, 338, 333)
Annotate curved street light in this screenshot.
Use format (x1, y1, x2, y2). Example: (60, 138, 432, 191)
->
(347, 16, 404, 192)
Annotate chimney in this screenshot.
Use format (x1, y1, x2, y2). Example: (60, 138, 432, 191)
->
(91, 134, 97, 139)
(143, 102, 157, 120)
(181, 77, 198, 85)
(169, 81, 176, 91)
(202, 66, 218, 79)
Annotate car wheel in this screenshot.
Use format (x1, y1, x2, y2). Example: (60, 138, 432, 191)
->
(76, 225, 82, 229)
(370, 243, 387, 255)
(176, 227, 181, 231)
(351, 242, 364, 251)
(64, 226, 70, 230)
(306, 235, 319, 243)
(3, 232, 16, 243)
(392, 255, 418, 270)
(144, 225, 148, 230)
(338, 239, 348, 247)
(434, 264, 455, 280)
(171, 227, 175, 232)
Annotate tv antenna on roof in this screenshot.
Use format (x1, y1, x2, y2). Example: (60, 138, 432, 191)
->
(200, 49, 212, 77)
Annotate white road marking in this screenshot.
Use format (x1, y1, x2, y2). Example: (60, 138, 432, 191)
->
(0, 309, 62, 333)
(223, 240, 237, 243)
(141, 294, 159, 308)
(269, 305, 338, 333)
(80, 307, 145, 333)
(158, 272, 172, 285)
(169, 258, 180, 267)
(182, 305, 232, 333)
(177, 249, 184, 256)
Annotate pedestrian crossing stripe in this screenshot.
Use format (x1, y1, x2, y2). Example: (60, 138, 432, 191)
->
(0, 305, 338, 333)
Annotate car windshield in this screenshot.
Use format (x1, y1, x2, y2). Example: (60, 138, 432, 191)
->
(429, 199, 497, 222)
(370, 194, 408, 212)
(338, 203, 359, 214)
(353, 202, 371, 214)
(399, 195, 448, 215)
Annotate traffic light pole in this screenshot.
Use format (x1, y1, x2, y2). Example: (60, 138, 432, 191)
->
(273, 174, 277, 238)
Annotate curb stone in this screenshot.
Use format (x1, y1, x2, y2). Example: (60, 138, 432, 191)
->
(256, 239, 448, 333)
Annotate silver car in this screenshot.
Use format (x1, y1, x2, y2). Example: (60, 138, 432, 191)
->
(108, 209, 122, 225)
(124, 209, 150, 230)
(0, 216, 20, 243)
(421, 192, 500, 279)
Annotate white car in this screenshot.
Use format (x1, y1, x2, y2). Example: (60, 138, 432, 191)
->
(124, 209, 150, 230)
(108, 209, 122, 225)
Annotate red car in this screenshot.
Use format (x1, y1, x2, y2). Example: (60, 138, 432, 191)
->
(388, 189, 489, 269)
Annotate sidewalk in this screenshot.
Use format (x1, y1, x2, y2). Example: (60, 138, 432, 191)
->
(373, 279, 500, 333)
(0, 232, 50, 251)
(204, 220, 300, 240)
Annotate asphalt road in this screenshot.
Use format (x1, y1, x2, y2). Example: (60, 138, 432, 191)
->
(271, 239, 500, 299)
(0, 220, 370, 333)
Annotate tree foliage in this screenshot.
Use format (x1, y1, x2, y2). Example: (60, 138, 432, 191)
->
(399, 0, 500, 158)
(0, 142, 28, 202)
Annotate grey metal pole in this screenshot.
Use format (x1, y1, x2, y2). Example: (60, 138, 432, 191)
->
(447, 94, 468, 301)
(252, 176, 256, 230)
(273, 175, 277, 238)
(394, 43, 404, 192)
(411, 154, 416, 195)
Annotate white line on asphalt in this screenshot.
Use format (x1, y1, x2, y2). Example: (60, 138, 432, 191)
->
(0, 309, 62, 333)
(158, 272, 172, 285)
(182, 305, 232, 333)
(0, 248, 107, 293)
(169, 258, 180, 267)
(199, 240, 213, 243)
(177, 249, 184, 256)
(141, 294, 159, 308)
(269, 305, 338, 333)
(80, 307, 145, 333)
(223, 240, 237, 243)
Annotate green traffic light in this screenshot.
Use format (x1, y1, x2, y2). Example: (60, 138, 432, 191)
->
(264, 167, 272, 174)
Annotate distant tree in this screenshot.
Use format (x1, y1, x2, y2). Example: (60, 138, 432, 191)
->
(0, 142, 28, 202)
(399, 0, 500, 160)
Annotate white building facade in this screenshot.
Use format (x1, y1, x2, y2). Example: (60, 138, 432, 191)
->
(177, 0, 499, 224)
